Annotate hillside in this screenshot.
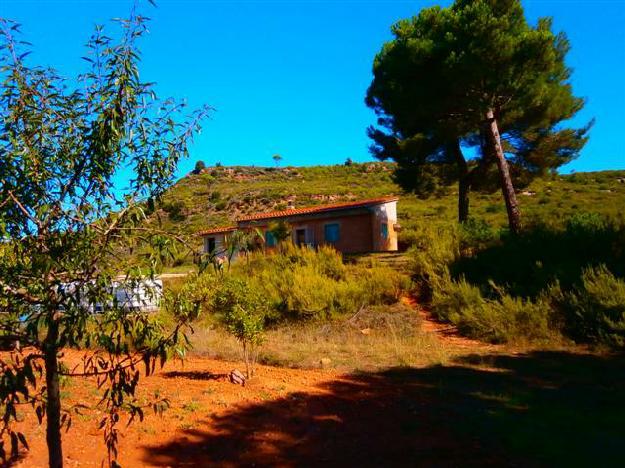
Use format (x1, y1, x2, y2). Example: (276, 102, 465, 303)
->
(150, 162, 625, 244)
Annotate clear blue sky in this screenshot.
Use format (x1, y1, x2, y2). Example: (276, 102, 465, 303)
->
(1, 0, 624, 178)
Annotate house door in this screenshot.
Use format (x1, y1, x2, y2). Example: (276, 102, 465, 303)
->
(295, 228, 306, 247)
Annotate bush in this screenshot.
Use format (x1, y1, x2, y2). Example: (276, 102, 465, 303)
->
(186, 245, 409, 324)
(431, 275, 553, 343)
(407, 223, 460, 300)
(565, 212, 608, 236)
(459, 218, 496, 251)
(193, 160, 206, 174)
(558, 265, 625, 347)
(163, 200, 186, 221)
(413, 213, 625, 347)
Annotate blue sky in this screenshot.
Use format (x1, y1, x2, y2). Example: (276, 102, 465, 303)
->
(1, 0, 624, 179)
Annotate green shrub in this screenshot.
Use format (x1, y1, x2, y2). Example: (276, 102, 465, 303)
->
(431, 275, 553, 344)
(351, 263, 410, 305)
(163, 200, 186, 221)
(186, 245, 409, 324)
(485, 204, 502, 213)
(559, 265, 625, 347)
(408, 223, 460, 300)
(193, 160, 206, 174)
(459, 218, 496, 251)
(565, 212, 608, 236)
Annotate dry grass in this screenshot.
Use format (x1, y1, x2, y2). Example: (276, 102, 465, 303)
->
(188, 303, 484, 371)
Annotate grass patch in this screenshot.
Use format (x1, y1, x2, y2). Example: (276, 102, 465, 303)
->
(189, 303, 467, 371)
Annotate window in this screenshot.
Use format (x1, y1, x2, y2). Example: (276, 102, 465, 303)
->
(324, 223, 340, 243)
(206, 237, 216, 253)
(380, 223, 388, 240)
(295, 228, 307, 247)
(265, 230, 276, 247)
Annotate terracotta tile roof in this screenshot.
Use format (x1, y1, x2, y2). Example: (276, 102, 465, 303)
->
(236, 196, 399, 222)
(197, 225, 237, 236)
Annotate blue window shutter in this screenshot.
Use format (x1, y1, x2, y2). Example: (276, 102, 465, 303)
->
(381, 223, 388, 240)
(265, 231, 276, 247)
(324, 223, 340, 243)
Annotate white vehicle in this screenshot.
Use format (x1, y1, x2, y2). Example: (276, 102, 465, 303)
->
(111, 279, 163, 312)
(58, 278, 163, 313)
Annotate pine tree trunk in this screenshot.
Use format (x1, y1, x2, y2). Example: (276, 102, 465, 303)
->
(484, 109, 521, 233)
(44, 322, 63, 468)
(450, 140, 470, 223)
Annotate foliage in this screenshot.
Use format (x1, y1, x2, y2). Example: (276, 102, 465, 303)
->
(407, 223, 460, 301)
(431, 275, 553, 343)
(149, 160, 625, 259)
(411, 212, 625, 347)
(268, 220, 292, 247)
(556, 266, 625, 347)
(163, 199, 187, 221)
(193, 160, 206, 174)
(452, 213, 625, 298)
(272, 154, 283, 167)
(187, 245, 409, 325)
(0, 11, 208, 466)
(366, 0, 590, 228)
(459, 218, 497, 252)
(213, 278, 266, 378)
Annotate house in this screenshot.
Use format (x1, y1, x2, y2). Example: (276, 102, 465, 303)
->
(198, 196, 399, 255)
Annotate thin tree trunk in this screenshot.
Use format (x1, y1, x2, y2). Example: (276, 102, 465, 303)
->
(450, 140, 470, 223)
(44, 321, 63, 468)
(484, 109, 521, 233)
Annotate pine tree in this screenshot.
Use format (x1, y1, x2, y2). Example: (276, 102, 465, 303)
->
(366, 0, 590, 231)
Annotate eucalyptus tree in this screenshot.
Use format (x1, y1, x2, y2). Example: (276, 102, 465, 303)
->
(0, 12, 209, 467)
(366, 0, 589, 231)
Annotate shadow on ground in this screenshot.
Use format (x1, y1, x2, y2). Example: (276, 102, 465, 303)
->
(143, 351, 625, 467)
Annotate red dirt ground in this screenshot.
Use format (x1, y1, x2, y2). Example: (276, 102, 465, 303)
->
(7, 306, 503, 467)
(9, 349, 514, 468)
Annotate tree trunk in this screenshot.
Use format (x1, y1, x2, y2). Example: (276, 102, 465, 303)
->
(44, 322, 63, 468)
(450, 140, 470, 223)
(484, 109, 521, 233)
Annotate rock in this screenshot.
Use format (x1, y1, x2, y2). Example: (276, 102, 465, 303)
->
(229, 369, 246, 386)
(320, 357, 332, 368)
(360, 328, 371, 335)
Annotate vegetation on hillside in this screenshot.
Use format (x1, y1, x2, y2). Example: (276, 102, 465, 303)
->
(410, 212, 625, 346)
(150, 162, 625, 253)
(171, 245, 409, 324)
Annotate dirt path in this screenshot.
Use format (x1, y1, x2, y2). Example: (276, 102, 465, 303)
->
(401, 296, 499, 352)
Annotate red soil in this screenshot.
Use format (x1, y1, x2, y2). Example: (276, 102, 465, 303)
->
(7, 305, 502, 467)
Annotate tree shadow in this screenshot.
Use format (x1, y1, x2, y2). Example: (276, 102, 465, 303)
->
(451, 221, 625, 298)
(142, 351, 625, 467)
